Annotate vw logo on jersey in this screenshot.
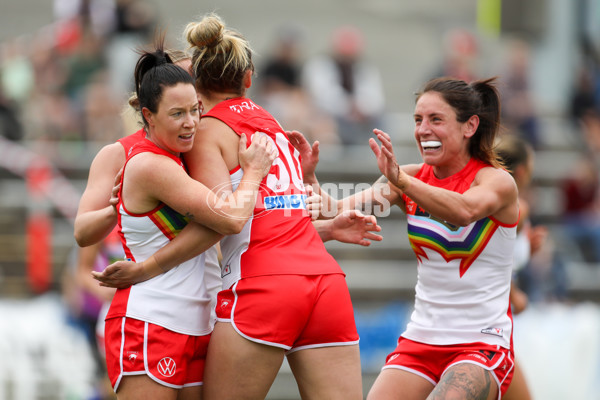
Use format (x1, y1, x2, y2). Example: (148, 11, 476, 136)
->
(157, 357, 176, 377)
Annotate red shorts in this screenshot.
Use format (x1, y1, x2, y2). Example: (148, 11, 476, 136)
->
(104, 317, 210, 391)
(216, 274, 359, 352)
(383, 337, 514, 398)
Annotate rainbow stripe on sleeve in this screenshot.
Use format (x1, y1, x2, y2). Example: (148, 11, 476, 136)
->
(407, 215, 499, 277)
(148, 205, 189, 241)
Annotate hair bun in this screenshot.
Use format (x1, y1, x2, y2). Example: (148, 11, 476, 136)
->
(185, 15, 225, 49)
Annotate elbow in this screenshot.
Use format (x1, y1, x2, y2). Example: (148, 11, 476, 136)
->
(73, 222, 96, 247)
(73, 217, 92, 247)
(451, 211, 478, 227)
(74, 230, 91, 247)
(452, 219, 471, 228)
(217, 219, 247, 235)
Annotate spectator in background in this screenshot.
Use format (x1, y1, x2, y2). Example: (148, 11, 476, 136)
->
(499, 38, 541, 149)
(0, 37, 32, 141)
(561, 153, 600, 263)
(25, 31, 78, 141)
(255, 24, 339, 146)
(570, 37, 600, 124)
(0, 95, 23, 141)
(47, 0, 159, 144)
(61, 27, 106, 101)
(302, 25, 385, 146)
(0, 86, 24, 141)
(82, 68, 125, 143)
(105, 0, 158, 113)
(114, 0, 157, 37)
(0, 37, 35, 106)
(53, 0, 117, 40)
(569, 47, 600, 152)
(570, 65, 599, 124)
(259, 25, 305, 92)
(579, 108, 600, 152)
(435, 28, 480, 82)
(61, 27, 114, 141)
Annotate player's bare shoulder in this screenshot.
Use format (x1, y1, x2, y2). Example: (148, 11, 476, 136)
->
(475, 165, 517, 194)
(476, 165, 519, 224)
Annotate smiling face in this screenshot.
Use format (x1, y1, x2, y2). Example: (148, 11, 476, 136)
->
(414, 91, 478, 178)
(143, 82, 200, 155)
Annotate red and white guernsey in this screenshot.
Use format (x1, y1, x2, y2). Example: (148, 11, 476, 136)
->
(118, 128, 221, 328)
(106, 139, 214, 336)
(401, 158, 516, 349)
(203, 98, 343, 290)
(117, 128, 146, 153)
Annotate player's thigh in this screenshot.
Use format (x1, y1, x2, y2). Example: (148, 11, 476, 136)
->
(203, 322, 285, 400)
(177, 385, 202, 400)
(287, 344, 362, 400)
(431, 363, 498, 400)
(367, 368, 434, 400)
(503, 361, 531, 400)
(117, 375, 178, 400)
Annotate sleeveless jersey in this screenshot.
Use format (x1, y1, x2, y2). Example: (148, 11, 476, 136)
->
(106, 139, 213, 336)
(401, 158, 516, 349)
(203, 98, 342, 290)
(117, 128, 145, 154)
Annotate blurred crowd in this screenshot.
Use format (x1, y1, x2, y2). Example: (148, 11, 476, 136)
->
(1, 0, 600, 334)
(1, 3, 600, 398)
(0, 0, 158, 145)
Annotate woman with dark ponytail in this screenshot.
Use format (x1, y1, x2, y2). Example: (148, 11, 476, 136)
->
(100, 38, 276, 399)
(361, 76, 519, 400)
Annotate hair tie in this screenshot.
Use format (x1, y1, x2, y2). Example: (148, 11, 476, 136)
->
(203, 33, 223, 48)
(156, 50, 168, 66)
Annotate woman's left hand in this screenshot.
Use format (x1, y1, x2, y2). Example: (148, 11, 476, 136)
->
(91, 259, 154, 288)
(331, 210, 383, 246)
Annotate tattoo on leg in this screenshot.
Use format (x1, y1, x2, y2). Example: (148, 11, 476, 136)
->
(429, 364, 492, 400)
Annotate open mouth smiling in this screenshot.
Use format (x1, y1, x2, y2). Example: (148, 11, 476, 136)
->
(421, 140, 442, 150)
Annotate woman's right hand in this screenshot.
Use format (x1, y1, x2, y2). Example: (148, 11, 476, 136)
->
(287, 130, 319, 182)
(370, 129, 411, 192)
(238, 132, 277, 179)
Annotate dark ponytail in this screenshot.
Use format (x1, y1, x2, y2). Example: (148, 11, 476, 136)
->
(469, 78, 501, 167)
(133, 35, 195, 126)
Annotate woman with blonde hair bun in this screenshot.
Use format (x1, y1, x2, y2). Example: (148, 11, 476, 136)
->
(181, 13, 364, 400)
